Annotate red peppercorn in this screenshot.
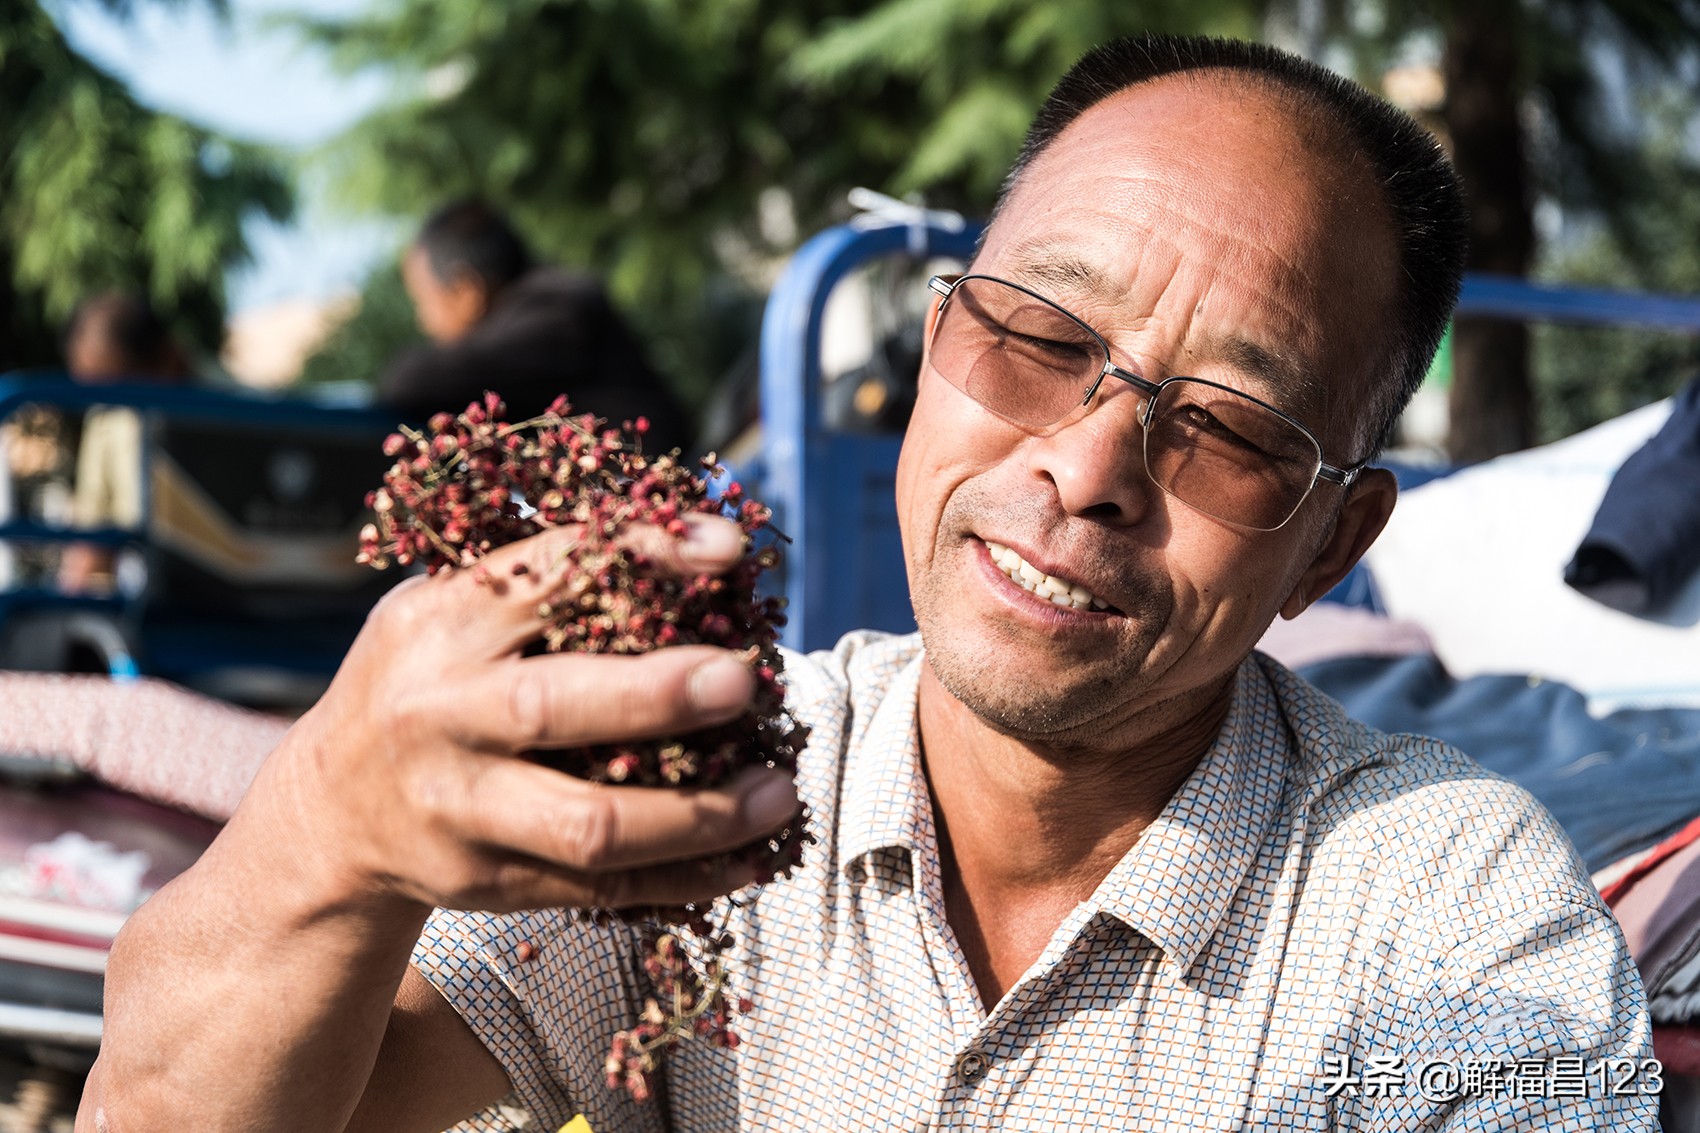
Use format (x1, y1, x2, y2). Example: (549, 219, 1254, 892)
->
(360, 394, 813, 1102)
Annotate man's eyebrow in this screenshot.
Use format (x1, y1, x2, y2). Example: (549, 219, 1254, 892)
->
(1001, 244, 1116, 297)
(1199, 333, 1322, 407)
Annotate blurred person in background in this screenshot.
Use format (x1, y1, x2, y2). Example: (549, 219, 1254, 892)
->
(57, 293, 191, 594)
(383, 200, 690, 452)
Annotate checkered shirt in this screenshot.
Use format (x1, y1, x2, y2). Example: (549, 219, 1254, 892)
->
(415, 631, 1654, 1131)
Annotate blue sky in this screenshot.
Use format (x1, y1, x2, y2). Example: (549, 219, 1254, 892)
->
(54, 0, 401, 313)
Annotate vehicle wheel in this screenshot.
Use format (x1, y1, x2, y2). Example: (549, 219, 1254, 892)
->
(0, 613, 133, 679)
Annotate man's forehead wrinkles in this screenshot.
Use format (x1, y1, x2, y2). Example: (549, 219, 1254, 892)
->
(994, 240, 1322, 407)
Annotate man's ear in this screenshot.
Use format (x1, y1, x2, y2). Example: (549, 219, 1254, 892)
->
(916, 290, 943, 386)
(1280, 466, 1398, 620)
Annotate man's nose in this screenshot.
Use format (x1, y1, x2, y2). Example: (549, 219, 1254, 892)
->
(1023, 384, 1153, 524)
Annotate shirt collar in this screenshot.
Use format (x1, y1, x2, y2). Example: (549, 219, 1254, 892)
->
(832, 648, 1292, 978)
(836, 647, 931, 877)
(1093, 659, 1290, 973)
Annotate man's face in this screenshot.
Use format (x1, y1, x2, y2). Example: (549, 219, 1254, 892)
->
(402, 245, 489, 344)
(896, 74, 1400, 745)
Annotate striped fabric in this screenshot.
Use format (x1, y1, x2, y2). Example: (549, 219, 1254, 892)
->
(415, 632, 1654, 1131)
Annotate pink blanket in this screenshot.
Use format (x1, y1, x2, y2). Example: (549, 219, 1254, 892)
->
(0, 673, 287, 820)
(1255, 602, 1436, 670)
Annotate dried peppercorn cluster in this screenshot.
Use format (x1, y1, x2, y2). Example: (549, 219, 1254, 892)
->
(358, 393, 810, 1101)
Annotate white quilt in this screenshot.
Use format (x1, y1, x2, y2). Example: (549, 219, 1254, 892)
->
(1365, 399, 1700, 713)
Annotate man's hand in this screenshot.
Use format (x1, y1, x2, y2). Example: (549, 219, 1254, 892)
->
(264, 512, 801, 916)
(82, 513, 800, 1133)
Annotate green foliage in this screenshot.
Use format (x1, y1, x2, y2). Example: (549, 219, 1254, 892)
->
(788, 0, 1258, 202)
(296, 258, 421, 387)
(1532, 316, 1700, 446)
(298, 0, 1700, 443)
(1254, 0, 1700, 453)
(1533, 106, 1700, 442)
(296, 0, 1263, 401)
(0, 1, 291, 369)
(297, 0, 900, 396)
(1309, 0, 1700, 235)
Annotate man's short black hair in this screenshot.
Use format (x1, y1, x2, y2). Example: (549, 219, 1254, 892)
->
(996, 34, 1468, 459)
(415, 200, 535, 294)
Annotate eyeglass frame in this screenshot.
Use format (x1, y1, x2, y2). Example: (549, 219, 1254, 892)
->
(925, 272, 1367, 529)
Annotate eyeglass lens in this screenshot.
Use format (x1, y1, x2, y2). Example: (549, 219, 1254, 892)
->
(928, 275, 1324, 530)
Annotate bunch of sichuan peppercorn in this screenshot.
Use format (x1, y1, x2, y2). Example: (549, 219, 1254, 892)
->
(358, 393, 809, 1102)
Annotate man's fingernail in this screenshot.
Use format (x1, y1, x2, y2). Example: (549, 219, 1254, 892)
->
(687, 657, 753, 713)
(743, 774, 798, 829)
(680, 517, 744, 570)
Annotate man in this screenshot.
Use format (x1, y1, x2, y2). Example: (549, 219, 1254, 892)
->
(80, 35, 1654, 1132)
(383, 200, 689, 452)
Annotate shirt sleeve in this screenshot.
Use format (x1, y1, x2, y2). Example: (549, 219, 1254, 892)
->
(1339, 861, 1656, 1129)
(1418, 896, 1655, 1131)
(411, 905, 669, 1133)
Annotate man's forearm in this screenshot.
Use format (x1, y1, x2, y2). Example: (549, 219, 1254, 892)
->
(79, 768, 433, 1133)
(75, 519, 792, 1131)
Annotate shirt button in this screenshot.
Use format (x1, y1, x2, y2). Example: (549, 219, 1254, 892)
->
(956, 1050, 989, 1085)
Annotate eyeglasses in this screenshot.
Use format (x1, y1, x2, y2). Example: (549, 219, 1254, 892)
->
(925, 274, 1363, 531)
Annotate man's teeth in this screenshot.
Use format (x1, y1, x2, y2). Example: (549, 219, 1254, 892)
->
(985, 541, 1109, 611)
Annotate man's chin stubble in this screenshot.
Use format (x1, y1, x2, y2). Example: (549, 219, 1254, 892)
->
(915, 594, 1170, 744)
